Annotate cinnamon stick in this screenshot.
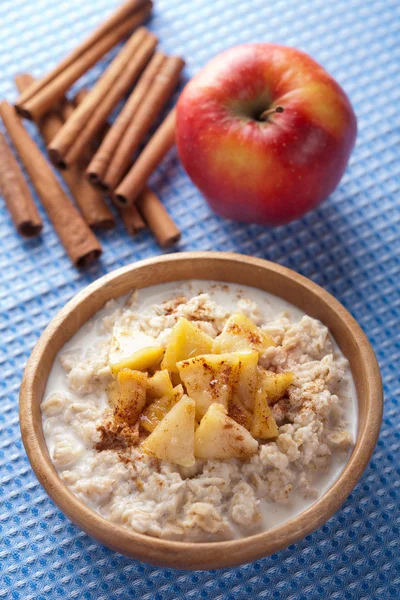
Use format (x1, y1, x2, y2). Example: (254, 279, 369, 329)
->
(103, 55, 185, 192)
(48, 27, 151, 167)
(0, 131, 42, 237)
(16, 0, 150, 107)
(15, 74, 115, 230)
(59, 102, 116, 230)
(15, 0, 152, 121)
(72, 88, 144, 237)
(71, 90, 109, 154)
(119, 205, 146, 235)
(114, 108, 176, 206)
(15, 74, 66, 149)
(87, 51, 167, 188)
(0, 101, 101, 267)
(62, 32, 157, 167)
(137, 187, 180, 247)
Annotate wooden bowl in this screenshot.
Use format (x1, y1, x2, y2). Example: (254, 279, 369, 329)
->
(20, 252, 383, 570)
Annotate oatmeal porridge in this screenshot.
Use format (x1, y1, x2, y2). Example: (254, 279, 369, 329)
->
(42, 281, 356, 541)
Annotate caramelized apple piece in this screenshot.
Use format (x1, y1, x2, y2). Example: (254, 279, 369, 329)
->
(141, 395, 196, 467)
(250, 368, 292, 440)
(170, 371, 183, 387)
(251, 393, 278, 439)
(212, 313, 275, 354)
(259, 368, 294, 404)
(177, 353, 240, 420)
(228, 395, 253, 431)
(110, 346, 164, 377)
(109, 369, 148, 426)
(234, 350, 259, 411)
(147, 369, 174, 401)
(222, 351, 257, 430)
(109, 323, 164, 376)
(161, 317, 214, 373)
(251, 375, 278, 440)
(140, 384, 183, 433)
(194, 403, 258, 459)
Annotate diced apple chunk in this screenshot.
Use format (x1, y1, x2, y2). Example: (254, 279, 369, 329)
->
(141, 395, 196, 467)
(109, 323, 164, 376)
(140, 384, 184, 433)
(212, 313, 276, 354)
(110, 346, 164, 376)
(170, 371, 183, 388)
(177, 353, 240, 421)
(234, 350, 259, 411)
(194, 403, 258, 459)
(251, 377, 278, 440)
(224, 351, 258, 430)
(228, 396, 253, 431)
(251, 396, 278, 439)
(109, 369, 148, 426)
(147, 369, 174, 401)
(161, 317, 214, 373)
(259, 368, 294, 404)
(250, 369, 292, 439)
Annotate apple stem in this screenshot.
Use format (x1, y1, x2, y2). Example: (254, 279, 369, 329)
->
(259, 106, 284, 121)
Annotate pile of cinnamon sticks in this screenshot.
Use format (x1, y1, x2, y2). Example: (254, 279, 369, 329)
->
(0, 0, 183, 267)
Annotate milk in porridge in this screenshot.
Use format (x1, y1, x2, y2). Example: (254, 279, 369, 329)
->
(42, 281, 356, 541)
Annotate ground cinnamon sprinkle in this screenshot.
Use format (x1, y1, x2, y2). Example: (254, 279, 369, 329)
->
(95, 419, 140, 451)
(162, 296, 187, 315)
(118, 452, 133, 465)
(274, 396, 291, 412)
(187, 309, 217, 323)
(135, 478, 144, 491)
(228, 403, 248, 428)
(227, 322, 262, 345)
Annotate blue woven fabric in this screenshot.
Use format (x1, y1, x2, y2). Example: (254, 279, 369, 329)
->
(1, 0, 399, 597)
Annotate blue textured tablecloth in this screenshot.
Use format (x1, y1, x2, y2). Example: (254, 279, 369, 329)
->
(1, 0, 399, 597)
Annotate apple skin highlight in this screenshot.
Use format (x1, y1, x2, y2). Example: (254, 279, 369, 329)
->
(176, 43, 357, 225)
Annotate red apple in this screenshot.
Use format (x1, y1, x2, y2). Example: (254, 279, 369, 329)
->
(176, 44, 357, 225)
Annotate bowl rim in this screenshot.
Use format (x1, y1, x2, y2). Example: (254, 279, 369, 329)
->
(19, 251, 383, 569)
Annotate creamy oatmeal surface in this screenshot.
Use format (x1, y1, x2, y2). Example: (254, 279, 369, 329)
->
(42, 281, 356, 541)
